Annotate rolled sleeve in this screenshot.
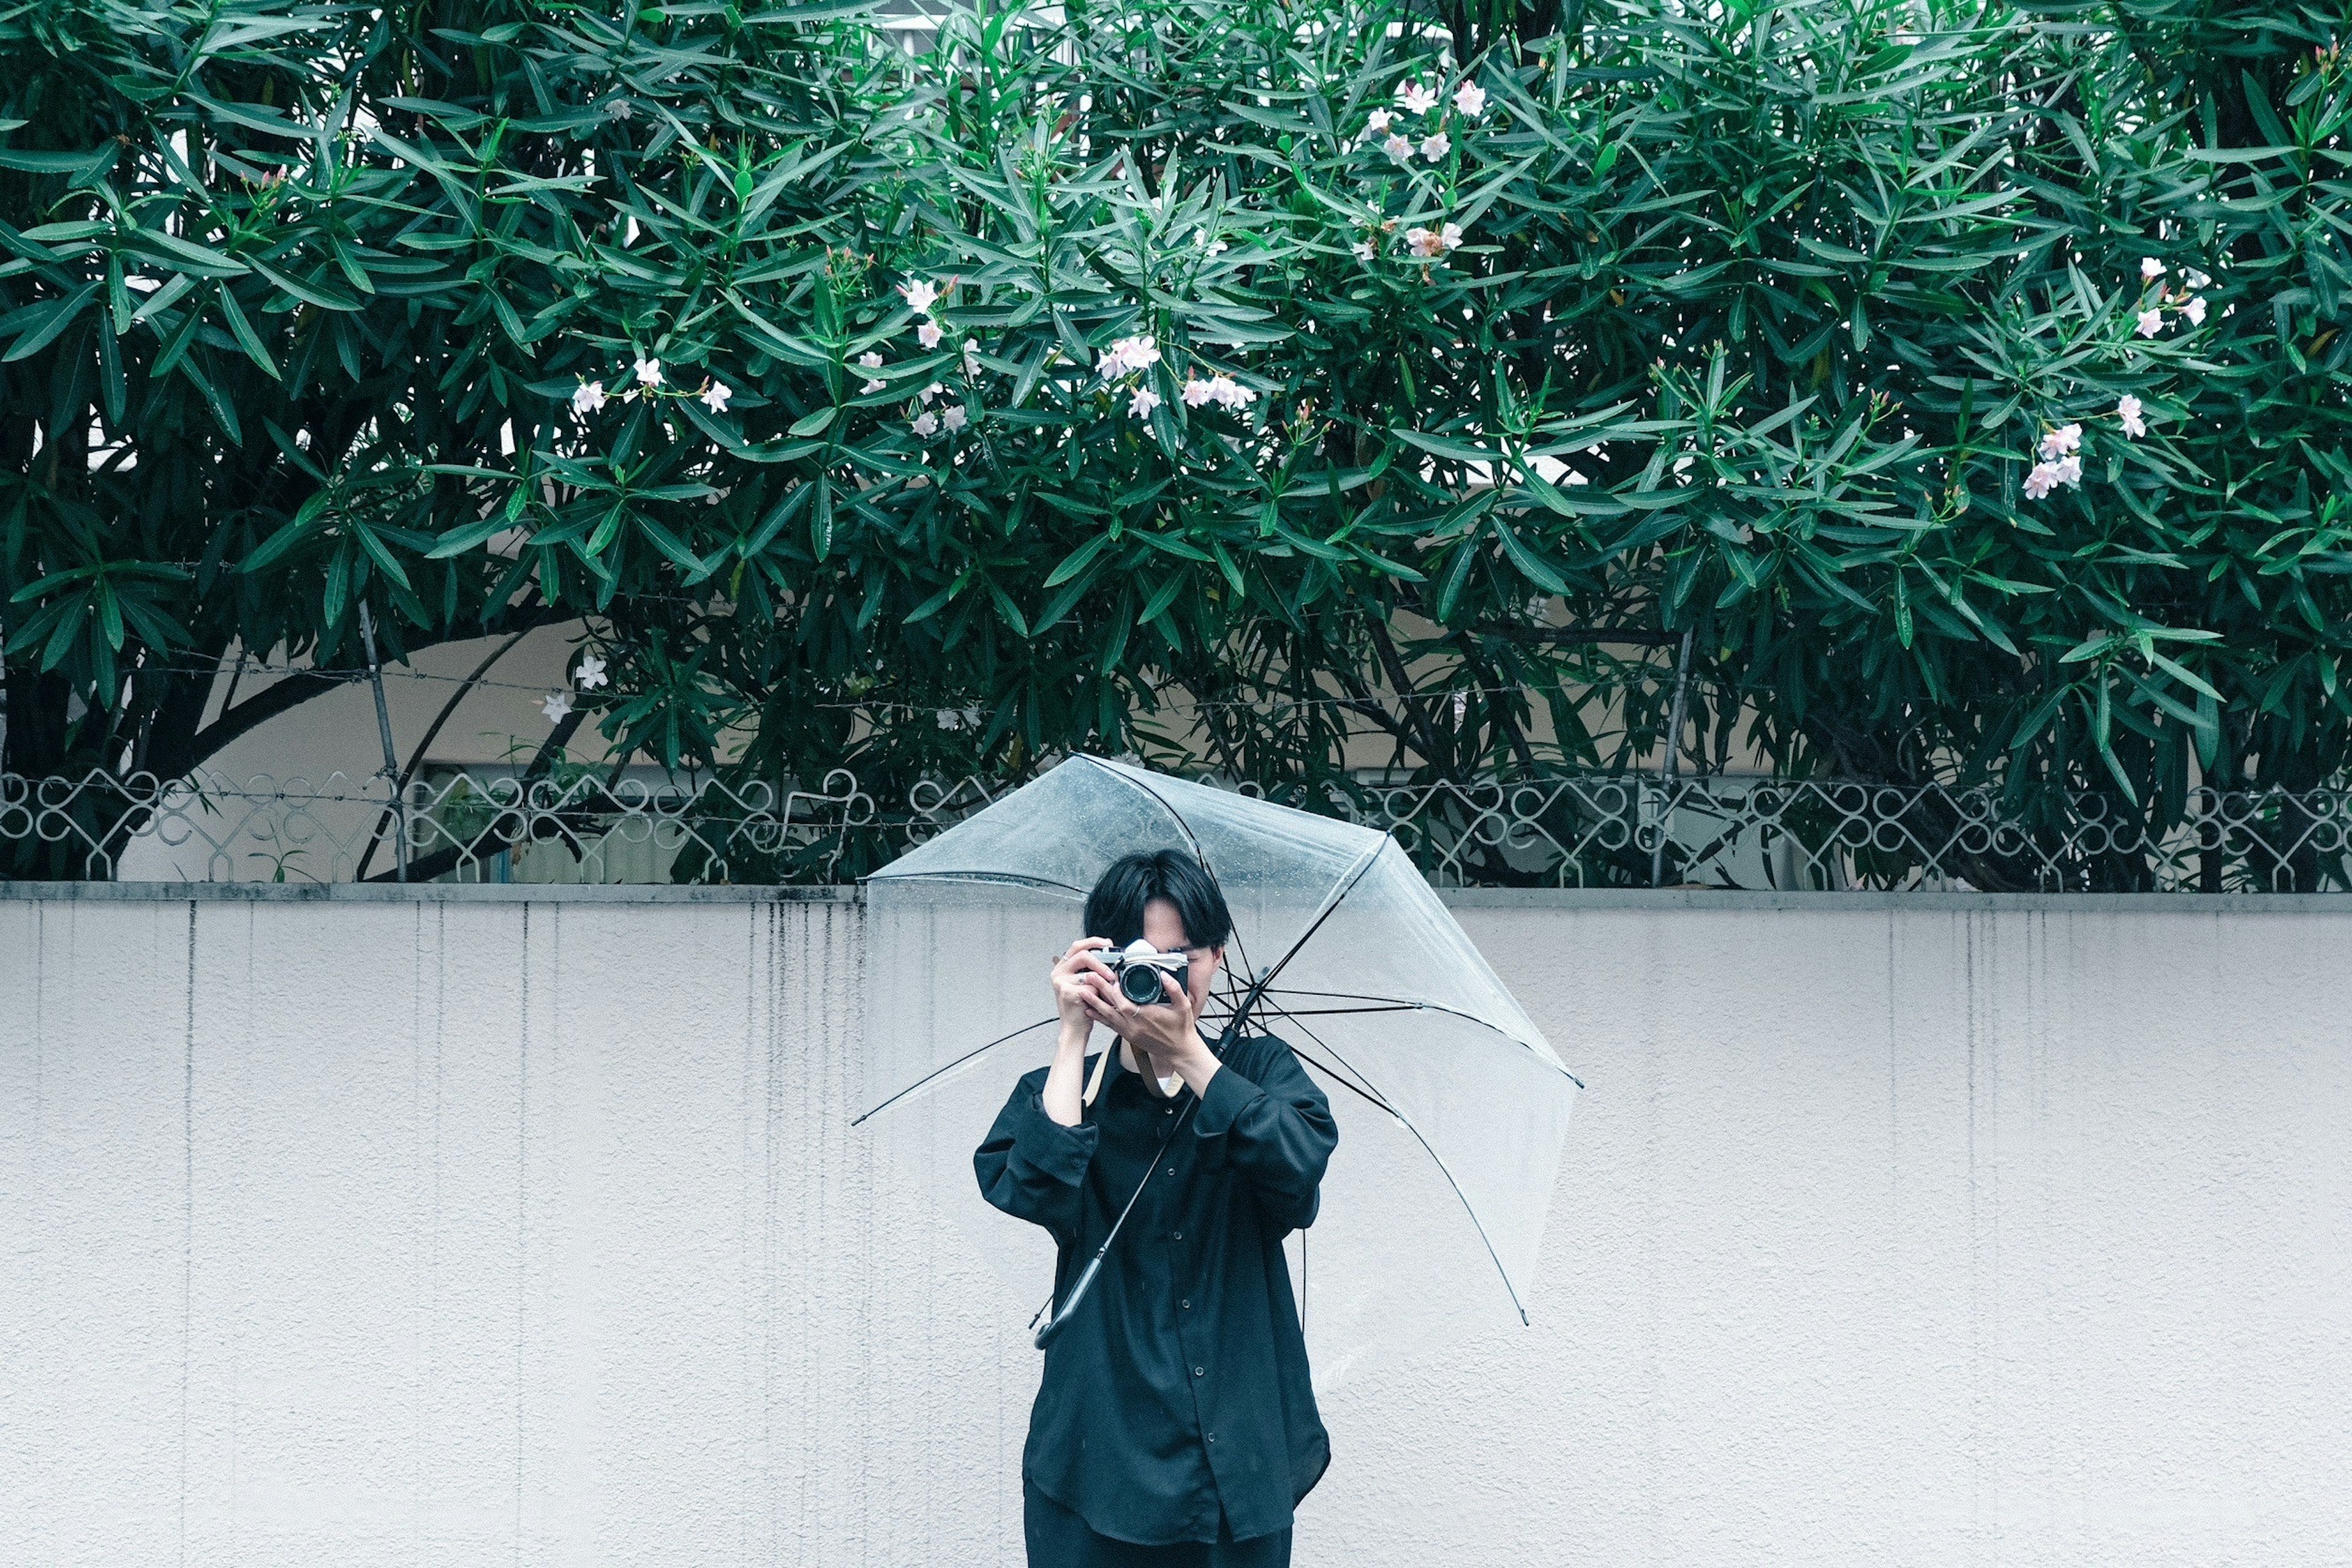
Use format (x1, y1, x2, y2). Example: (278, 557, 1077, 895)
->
(1189, 1049, 1335, 1234)
(1191, 1063, 1264, 1141)
(974, 1072, 1100, 1246)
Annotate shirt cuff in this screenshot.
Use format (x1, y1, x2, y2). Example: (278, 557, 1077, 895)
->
(1190, 1065, 1263, 1141)
(1012, 1084, 1098, 1183)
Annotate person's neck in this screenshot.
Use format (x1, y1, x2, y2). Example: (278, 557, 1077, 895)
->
(1120, 1037, 1183, 1096)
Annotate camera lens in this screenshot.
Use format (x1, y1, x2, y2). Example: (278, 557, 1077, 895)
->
(1119, 963, 1164, 1006)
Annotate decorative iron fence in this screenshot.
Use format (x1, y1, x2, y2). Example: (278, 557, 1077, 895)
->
(4, 764, 2350, 892)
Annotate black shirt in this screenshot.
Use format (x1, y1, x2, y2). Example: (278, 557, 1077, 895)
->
(974, 1030, 1337, 1545)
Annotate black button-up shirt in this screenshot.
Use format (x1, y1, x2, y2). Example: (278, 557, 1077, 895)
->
(974, 1030, 1337, 1545)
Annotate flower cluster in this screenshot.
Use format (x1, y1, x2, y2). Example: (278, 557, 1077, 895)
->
(1362, 77, 1482, 166)
(935, 704, 985, 731)
(540, 652, 609, 725)
(571, 355, 731, 417)
(1181, 374, 1257, 412)
(2021, 395, 2148, 502)
(2133, 259, 2210, 338)
(1098, 334, 1163, 380)
(901, 277, 949, 348)
(1406, 222, 1464, 261)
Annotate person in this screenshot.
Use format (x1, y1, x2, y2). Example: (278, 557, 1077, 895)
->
(974, 848, 1338, 1568)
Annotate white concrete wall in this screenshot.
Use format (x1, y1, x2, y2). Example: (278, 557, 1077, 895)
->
(3, 887, 2347, 1567)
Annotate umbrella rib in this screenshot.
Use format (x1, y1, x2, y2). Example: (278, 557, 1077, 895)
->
(1254, 986, 1585, 1088)
(1274, 1009, 1536, 1329)
(850, 1014, 1061, 1126)
(1248, 1006, 1397, 1115)
(1232, 834, 1390, 1035)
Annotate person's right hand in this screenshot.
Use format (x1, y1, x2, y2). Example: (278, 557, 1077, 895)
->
(1050, 937, 1117, 1036)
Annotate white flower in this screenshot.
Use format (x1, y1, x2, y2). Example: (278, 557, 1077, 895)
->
(2136, 307, 2165, 338)
(1420, 133, 1450, 162)
(963, 337, 982, 375)
(540, 690, 574, 722)
(2183, 295, 2207, 326)
(1366, 109, 1394, 135)
(575, 654, 608, 690)
(1099, 334, 1163, 380)
(1179, 375, 1255, 411)
(921, 382, 943, 404)
(935, 707, 962, 730)
(942, 403, 970, 431)
(917, 320, 944, 349)
(2037, 423, 2082, 462)
(2022, 462, 2059, 500)
(2116, 394, 2146, 438)
(911, 411, 940, 437)
(2140, 257, 2165, 281)
(1453, 82, 1487, 117)
(901, 279, 940, 315)
(633, 356, 663, 388)
(861, 377, 887, 395)
(1404, 222, 1463, 261)
(857, 351, 884, 371)
(571, 379, 606, 414)
(1352, 239, 1376, 262)
(1128, 385, 1162, 418)
(1205, 239, 1228, 257)
(1396, 81, 1438, 115)
(2052, 454, 2082, 488)
(2184, 268, 2211, 290)
(1382, 134, 1414, 164)
(701, 381, 732, 413)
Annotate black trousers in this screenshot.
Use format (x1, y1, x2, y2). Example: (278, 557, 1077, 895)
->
(1023, 1479, 1292, 1568)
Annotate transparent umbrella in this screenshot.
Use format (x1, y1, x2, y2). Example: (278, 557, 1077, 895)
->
(856, 756, 1582, 1385)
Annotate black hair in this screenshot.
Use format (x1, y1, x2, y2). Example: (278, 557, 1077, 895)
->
(1084, 849, 1233, 951)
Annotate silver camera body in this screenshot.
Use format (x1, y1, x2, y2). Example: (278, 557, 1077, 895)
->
(1106, 938, 1189, 1006)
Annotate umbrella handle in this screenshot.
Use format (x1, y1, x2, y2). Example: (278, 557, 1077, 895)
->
(1033, 1250, 1109, 1349)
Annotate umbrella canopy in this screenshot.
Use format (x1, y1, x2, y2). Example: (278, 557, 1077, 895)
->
(858, 756, 1581, 1383)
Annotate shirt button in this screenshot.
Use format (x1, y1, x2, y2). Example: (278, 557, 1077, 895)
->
(1172, 1231, 1182, 1240)
(1193, 1366, 1205, 1378)
(1165, 1166, 1176, 1177)
(1207, 1433, 1216, 1444)
(1180, 1298, 1191, 1310)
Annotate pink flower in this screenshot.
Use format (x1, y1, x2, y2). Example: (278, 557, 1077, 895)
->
(2037, 423, 2081, 462)
(900, 279, 940, 314)
(1453, 82, 1487, 117)
(2052, 454, 2081, 488)
(917, 320, 944, 349)
(2182, 295, 2207, 326)
(1128, 386, 1161, 418)
(963, 337, 982, 375)
(1351, 239, 1376, 262)
(857, 351, 883, 370)
(2022, 462, 2059, 500)
(1365, 109, 1394, 135)
(633, 356, 663, 387)
(2136, 308, 2164, 338)
(911, 410, 939, 437)
(1404, 222, 1464, 260)
(700, 381, 732, 413)
(1382, 134, 1414, 164)
(1420, 132, 1450, 162)
(1099, 334, 1162, 379)
(941, 404, 969, 431)
(1396, 81, 1438, 115)
(571, 380, 606, 414)
(861, 377, 886, 395)
(2116, 395, 2146, 438)
(1180, 375, 1256, 411)
(2139, 257, 2165, 281)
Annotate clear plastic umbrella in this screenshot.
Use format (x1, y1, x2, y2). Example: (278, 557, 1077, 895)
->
(856, 756, 1581, 1385)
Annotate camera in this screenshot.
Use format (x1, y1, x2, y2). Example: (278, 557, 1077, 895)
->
(1107, 938, 1188, 1006)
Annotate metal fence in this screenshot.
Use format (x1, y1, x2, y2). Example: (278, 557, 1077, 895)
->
(4, 764, 2350, 892)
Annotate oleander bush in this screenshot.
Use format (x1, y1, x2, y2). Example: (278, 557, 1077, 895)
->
(2, 0, 2346, 881)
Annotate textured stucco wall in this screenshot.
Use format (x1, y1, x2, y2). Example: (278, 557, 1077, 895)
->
(3, 886, 2347, 1566)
